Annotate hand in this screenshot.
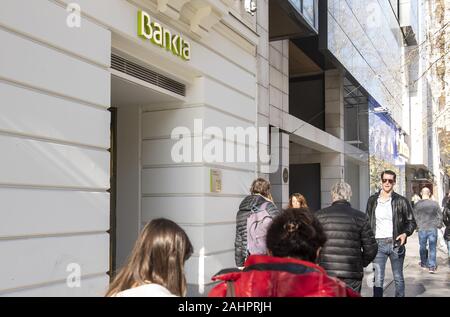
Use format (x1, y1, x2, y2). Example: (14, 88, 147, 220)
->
(396, 233, 407, 246)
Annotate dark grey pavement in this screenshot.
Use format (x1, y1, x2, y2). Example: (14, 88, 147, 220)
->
(360, 232, 450, 297)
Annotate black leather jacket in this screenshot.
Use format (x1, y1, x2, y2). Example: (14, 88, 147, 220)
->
(366, 191, 416, 242)
(443, 204, 450, 241)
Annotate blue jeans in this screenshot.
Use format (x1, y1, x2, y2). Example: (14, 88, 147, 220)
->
(418, 229, 437, 269)
(373, 238, 406, 297)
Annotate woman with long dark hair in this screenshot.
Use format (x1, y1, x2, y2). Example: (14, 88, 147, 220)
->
(106, 218, 193, 297)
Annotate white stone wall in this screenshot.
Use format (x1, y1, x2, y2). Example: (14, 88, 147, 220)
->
(267, 40, 290, 209)
(256, 0, 270, 180)
(71, 0, 258, 295)
(325, 70, 344, 139)
(408, 0, 428, 167)
(141, 94, 257, 292)
(0, 0, 111, 296)
(1, 0, 260, 297)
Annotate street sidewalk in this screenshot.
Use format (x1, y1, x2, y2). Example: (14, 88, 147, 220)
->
(361, 232, 450, 297)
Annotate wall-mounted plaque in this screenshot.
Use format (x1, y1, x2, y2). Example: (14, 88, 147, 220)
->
(210, 169, 222, 193)
(283, 167, 289, 183)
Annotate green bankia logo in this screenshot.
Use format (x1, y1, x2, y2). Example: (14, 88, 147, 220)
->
(138, 10, 191, 61)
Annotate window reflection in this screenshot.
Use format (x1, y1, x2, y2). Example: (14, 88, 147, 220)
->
(289, 0, 301, 12)
(288, 0, 317, 30)
(302, 0, 315, 26)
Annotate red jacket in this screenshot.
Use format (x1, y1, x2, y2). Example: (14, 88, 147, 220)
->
(208, 255, 360, 297)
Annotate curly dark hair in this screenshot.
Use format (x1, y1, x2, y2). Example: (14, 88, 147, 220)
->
(266, 208, 327, 262)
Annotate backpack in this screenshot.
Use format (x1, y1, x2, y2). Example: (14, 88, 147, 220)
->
(246, 201, 272, 256)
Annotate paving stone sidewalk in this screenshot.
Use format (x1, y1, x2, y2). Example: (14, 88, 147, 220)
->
(361, 232, 450, 297)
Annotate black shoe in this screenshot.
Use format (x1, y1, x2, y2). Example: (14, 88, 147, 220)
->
(373, 286, 383, 297)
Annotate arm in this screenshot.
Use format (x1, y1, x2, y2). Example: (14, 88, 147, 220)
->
(412, 204, 419, 224)
(402, 198, 416, 237)
(444, 208, 450, 227)
(267, 201, 280, 218)
(365, 196, 374, 222)
(234, 210, 248, 267)
(360, 215, 378, 267)
(234, 222, 245, 267)
(365, 197, 371, 214)
(436, 204, 443, 228)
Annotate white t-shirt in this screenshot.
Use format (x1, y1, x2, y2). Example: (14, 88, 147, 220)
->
(115, 283, 177, 297)
(375, 196, 393, 239)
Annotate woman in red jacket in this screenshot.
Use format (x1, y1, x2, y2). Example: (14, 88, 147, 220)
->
(209, 208, 359, 297)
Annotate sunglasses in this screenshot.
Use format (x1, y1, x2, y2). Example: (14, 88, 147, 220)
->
(382, 179, 395, 184)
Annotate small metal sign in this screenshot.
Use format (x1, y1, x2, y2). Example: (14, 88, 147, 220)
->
(210, 169, 222, 193)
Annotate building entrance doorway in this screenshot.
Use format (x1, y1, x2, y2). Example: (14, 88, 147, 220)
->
(110, 63, 185, 274)
(289, 163, 321, 211)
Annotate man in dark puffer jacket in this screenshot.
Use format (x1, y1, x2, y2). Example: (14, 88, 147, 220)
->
(235, 178, 280, 267)
(316, 182, 378, 293)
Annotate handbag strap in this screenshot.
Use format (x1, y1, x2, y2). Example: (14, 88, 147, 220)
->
(226, 281, 235, 297)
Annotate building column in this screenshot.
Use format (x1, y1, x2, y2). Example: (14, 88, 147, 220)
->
(265, 35, 289, 209)
(320, 153, 345, 208)
(256, 0, 270, 180)
(325, 69, 344, 139)
(320, 70, 345, 208)
(270, 132, 290, 211)
(359, 163, 370, 211)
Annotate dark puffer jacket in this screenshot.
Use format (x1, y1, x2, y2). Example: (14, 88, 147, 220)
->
(235, 195, 280, 266)
(443, 203, 450, 241)
(316, 200, 378, 281)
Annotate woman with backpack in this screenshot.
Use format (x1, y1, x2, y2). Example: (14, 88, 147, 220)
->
(210, 208, 360, 297)
(234, 178, 280, 267)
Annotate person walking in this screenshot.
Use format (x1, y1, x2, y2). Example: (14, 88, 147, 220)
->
(442, 191, 450, 209)
(413, 187, 443, 273)
(235, 178, 280, 267)
(209, 208, 360, 297)
(106, 218, 193, 297)
(366, 170, 416, 297)
(288, 193, 308, 209)
(443, 200, 450, 267)
(316, 182, 378, 293)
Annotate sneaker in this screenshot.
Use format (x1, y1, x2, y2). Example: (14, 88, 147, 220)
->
(429, 267, 437, 274)
(419, 262, 427, 269)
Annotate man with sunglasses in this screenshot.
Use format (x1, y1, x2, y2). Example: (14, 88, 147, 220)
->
(366, 170, 416, 297)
